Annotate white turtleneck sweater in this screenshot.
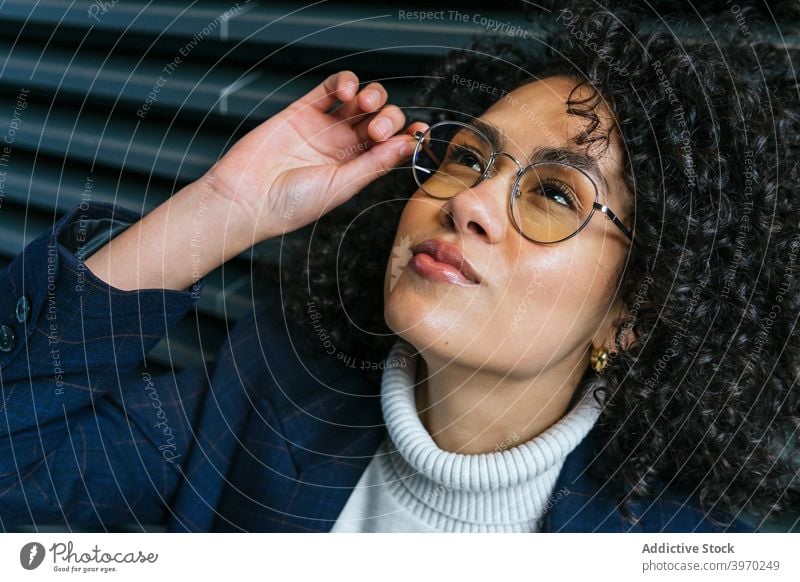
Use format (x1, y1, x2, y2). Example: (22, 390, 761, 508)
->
(330, 339, 603, 533)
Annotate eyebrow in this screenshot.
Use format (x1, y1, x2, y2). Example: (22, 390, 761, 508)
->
(471, 118, 610, 198)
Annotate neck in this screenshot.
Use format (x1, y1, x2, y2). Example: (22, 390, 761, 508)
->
(413, 348, 589, 455)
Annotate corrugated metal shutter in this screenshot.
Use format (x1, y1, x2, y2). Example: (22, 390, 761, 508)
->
(0, 0, 531, 369)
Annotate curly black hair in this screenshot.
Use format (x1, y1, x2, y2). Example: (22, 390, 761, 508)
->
(278, 2, 800, 529)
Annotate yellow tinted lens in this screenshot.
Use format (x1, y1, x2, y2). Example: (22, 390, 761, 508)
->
(414, 123, 492, 198)
(512, 163, 595, 242)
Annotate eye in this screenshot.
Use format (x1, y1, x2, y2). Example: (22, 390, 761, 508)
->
(534, 178, 577, 208)
(451, 143, 486, 174)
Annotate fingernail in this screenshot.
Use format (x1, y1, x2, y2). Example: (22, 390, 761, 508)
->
(375, 118, 392, 137)
(364, 90, 380, 107)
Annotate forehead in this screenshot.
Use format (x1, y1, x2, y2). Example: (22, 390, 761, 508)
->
(479, 76, 625, 203)
(481, 76, 611, 149)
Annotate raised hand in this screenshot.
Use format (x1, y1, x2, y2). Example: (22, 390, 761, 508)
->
(206, 70, 429, 243)
(85, 71, 427, 292)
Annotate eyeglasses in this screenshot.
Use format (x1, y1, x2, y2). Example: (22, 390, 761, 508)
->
(411, 120, 633, 244)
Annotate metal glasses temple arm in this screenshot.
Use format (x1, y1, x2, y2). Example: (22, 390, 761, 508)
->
(593, 202, 634, 241)
(414, 130, 441, 167)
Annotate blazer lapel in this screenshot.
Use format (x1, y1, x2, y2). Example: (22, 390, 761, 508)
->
(540, 424, 642, 532)
(276, 377, 386, 532)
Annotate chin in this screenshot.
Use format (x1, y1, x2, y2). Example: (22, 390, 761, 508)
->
(384, 282, 467, 353)
(384, 282, 432, 337)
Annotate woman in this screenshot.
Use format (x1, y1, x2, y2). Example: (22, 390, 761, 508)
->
(0, 7, 796, 532)
(280, 8, 800, 532)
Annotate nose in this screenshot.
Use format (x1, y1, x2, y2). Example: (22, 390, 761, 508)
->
(439, 155, 521, 244)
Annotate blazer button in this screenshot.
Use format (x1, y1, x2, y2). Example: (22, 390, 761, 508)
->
(15, 295, 31, 323)
(0, 325, 15, 352)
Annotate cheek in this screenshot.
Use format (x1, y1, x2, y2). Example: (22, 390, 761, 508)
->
(383, 195, 440, 291)
(398, 193, 438, 226)
(502, 249, 611, 329)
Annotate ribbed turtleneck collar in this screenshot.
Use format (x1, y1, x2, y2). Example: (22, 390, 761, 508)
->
(377, 338, 603, 532)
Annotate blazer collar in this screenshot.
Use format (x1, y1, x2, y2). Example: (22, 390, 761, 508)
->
(540, 423, 641, 532)
(277, 377, 385, 532)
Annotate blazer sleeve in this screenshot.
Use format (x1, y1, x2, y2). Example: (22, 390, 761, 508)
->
(0, 202, 208, 530)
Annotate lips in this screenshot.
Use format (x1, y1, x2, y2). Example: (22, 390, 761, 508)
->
(410, 239, 481, 285)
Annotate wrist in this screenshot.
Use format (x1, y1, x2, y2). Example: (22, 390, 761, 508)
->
(83, 178, 255, 292)
(192, 170, 274, 256)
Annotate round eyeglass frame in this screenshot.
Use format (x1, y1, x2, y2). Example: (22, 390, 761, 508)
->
(411, 120, 634, 245)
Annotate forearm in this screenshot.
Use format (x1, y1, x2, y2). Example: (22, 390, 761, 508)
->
(0, 202, 202, 435)
(85, 174, 253, 291)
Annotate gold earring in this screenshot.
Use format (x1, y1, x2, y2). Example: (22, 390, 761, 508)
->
(590, 345, 610, 374)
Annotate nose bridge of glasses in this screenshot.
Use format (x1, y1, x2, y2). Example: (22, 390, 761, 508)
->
(481, 155, 521, 201)
(481, 151, 525, 194)
(491, 150, 525, 175)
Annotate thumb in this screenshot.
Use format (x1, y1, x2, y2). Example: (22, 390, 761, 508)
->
(329, 134, 416, 202)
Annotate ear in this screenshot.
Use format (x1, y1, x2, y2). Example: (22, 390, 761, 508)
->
(591, 297, 637, 355)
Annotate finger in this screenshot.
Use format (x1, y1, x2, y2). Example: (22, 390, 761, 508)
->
(352, 104, 406, 144)
(295, 70, 359, 112)
(329, 133, 419, 204)
(331, 82, 388, 125)
(397, 122, 430, 161)
(404, 121, 430, 144)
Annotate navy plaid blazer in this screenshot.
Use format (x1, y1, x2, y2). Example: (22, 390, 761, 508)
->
(0, 203, 754, 533)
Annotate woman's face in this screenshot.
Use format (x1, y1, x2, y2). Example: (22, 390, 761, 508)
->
(384, 75, 633, 378)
